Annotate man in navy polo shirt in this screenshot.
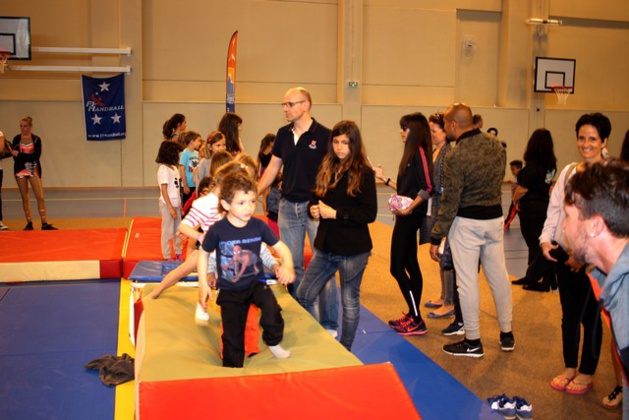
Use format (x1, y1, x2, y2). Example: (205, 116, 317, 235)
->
(258, 87, 339, 336)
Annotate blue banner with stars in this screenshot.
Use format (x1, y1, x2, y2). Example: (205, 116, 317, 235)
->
(81, 73, 126, 141)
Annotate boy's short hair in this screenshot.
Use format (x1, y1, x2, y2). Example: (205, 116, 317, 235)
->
(509, 160, 523, 168)
(181, 131, 201, 145)
(220, 171, 257, 204)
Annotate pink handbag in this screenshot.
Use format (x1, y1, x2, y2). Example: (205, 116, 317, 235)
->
(388, 194, 413, 212)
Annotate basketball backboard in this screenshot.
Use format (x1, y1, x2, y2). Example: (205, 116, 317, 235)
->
(534, 57, 576, 93)
(0, 17, 31, 60)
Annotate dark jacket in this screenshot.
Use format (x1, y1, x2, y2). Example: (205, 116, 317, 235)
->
(12, 134, 43, 177)
(431, 129, 505, 245)
(309, 166, 377, 256)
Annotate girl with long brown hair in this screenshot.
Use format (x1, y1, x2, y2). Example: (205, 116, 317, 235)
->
(296, 120, 377, 350)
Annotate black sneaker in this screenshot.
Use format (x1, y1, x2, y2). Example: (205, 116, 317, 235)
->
(511, 277, 530, 285)
(443, 339, 484, 358)
(441, 321, 465, 336)
(24, 221, 34, 231)
(41, 222, 58, 231)
(500, 331, 515, 351)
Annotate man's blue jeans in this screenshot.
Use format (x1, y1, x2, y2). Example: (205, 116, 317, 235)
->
(278, 199, 338, 330)
(297, 250, 370, 350)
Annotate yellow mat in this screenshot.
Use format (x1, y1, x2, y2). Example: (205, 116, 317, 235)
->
(136, 283, 362, 383)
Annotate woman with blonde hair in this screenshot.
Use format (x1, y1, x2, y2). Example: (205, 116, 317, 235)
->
(11, 116, 56, 230)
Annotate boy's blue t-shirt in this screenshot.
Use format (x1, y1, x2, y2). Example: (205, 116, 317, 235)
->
(179, 149, 199, 188)
(202, 217, 279, 291)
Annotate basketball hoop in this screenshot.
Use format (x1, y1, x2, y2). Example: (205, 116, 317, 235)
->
(552, 86, 573, 105)
(0, 50, 9, 74)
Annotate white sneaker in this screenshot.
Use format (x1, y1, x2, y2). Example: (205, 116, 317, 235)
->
(325, 329, 338, 338)
(268, 344, 291, 359)
(195, 302, 210, 322)
(0, 222, 8, 231)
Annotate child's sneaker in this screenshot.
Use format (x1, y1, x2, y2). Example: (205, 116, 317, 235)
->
(486, 394, 516, 419)
(268, 344, 290, 359)
(393, 318, 427, 336)
(195, 302, 210, 322)
(24, 221, 34, 231)
(0, 222, 8, 231)
(512, 396, 533, 419)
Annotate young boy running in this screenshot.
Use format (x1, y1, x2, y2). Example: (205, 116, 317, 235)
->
(198, 171, 295, 368)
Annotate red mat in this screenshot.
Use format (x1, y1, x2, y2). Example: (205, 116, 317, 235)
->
(122, 217, 163, 278)
(0, 229, 126, 282)
(139, 363, 420, 419)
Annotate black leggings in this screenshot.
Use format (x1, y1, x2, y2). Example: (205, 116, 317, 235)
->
(390, 214, 424, 321)
(519, 203, 547, 265)
(557, 263, 602, 375)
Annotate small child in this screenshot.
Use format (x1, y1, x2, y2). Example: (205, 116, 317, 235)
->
(198, 170, 295, 368)
(504, 159, 523, 229)
(257, 133, 276, 213)
(195, 131, 227, 193)
(156, 140, 184, 260)
(179, 131, 202, 205)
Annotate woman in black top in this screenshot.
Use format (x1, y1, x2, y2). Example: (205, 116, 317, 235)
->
(513, 129, 556, 290)
(374, 113, 434, 336)
(296, 120, 377, 350)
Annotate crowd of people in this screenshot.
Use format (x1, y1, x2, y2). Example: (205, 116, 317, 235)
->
(3, 86, 626, 415)
(151, 91, 629, 417)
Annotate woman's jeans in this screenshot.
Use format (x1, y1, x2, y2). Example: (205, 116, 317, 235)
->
(297, 250, 370, 350)
(279, 199, 338, 330)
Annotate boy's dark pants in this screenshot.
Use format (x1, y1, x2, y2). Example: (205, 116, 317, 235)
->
(217, 282, 284, 368)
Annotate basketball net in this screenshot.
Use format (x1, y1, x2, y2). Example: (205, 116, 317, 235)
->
(552, 86, 573, 105)
(0, 51, 9, 74)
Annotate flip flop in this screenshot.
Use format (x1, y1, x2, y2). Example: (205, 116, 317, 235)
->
(602, 385, 623, 409)
(550, 375, 574, 391)
(566, 380, 593, 395)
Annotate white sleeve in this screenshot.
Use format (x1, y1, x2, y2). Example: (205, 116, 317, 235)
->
(539, 164, 572, 247)
(260, 243, 279, 271)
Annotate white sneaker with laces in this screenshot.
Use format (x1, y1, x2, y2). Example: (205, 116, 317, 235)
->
(268, 344, 291, 359)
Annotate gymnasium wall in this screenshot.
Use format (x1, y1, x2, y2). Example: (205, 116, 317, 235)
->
(0, 0, 627, 189)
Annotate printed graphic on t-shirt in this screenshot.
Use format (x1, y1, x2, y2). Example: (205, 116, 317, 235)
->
(219, 239, 260, 283)
(187, 156, 199, 174)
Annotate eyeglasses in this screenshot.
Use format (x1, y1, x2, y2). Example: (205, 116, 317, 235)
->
(281, 100, 305, 108)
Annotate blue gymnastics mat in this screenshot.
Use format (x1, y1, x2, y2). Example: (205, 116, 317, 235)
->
(351, 306, 501, 420)
(0, 281, 120, 420)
